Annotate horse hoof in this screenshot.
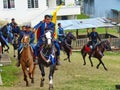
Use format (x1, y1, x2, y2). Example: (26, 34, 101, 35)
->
(14, 55, 16, 57)
(83, 63, 86, 65)
(49, 84, 53, 90)
(40, 80, 44, 87)
(91, 65, 93, 67)
(105, 68, 108, 71)
(26, 83, 29, 87)
(31, 79, 34, 83)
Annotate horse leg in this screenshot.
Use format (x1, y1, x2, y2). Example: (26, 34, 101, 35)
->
(89, 55, 93, 67)
(28, 63, 34, 81)
(39, 63, 45, 87)
(49, 64, 55, 90)
(96, 62, 101, 69)
(22, 67, 29, 86)
(13, 47, 16, 57)
(67, 52, 71, 62)
(81, 51, 87, 65)
(31, 64, 36, 83)
(98, 58, 108, 71)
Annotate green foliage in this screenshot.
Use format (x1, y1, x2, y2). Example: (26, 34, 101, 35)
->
(77, 13, 90, 19)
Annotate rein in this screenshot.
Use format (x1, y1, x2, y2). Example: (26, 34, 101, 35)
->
(65, 39, 71, 47)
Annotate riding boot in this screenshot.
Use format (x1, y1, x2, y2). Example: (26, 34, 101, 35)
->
(34, 57, 38, 65)
(91, 48, 95, 57)
(16, 53, 20, 67)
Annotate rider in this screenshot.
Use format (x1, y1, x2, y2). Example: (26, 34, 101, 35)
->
(87, 28, 101, 55)
(16, 25, 35, 67)
(33, 15, 60, 64)
(0, 28, 9, 49)
(10, 18, 17, 29)
(12, 23, 20, 34)
(57, 23, 65, 42)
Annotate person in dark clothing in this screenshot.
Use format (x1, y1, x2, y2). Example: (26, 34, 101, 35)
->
(87, 28, 101, 56)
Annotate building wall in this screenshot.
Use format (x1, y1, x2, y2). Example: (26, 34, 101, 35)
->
(0, 0, 47, 24)
(94, 0, 120, 18)
(0, 0, 80, 26)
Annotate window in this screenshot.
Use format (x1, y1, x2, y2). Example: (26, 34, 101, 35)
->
(46, 0, 49, 6)
(61, 16, 68, 20)
(56, 0, 65, 6)
(3, 0, 15, 9)
(75, 0, 80, 5)
(28, 0, 38, 8)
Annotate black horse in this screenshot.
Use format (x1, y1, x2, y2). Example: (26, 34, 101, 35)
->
(38, 30, 56, 90)
(81, 40, 111, 71)
(60, 32, 76, 62)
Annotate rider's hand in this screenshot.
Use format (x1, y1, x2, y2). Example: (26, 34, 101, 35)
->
(46, 59, 51, 63)
(32, 29, 36, 33)
(42, 20, 45, 23)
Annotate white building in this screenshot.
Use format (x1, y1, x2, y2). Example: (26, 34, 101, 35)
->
(0, 0, 81, 26)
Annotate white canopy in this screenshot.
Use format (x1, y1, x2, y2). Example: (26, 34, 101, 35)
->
(57, 18, 115, 30)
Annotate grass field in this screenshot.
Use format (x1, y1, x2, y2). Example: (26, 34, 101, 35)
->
(0, 46, 120, 90)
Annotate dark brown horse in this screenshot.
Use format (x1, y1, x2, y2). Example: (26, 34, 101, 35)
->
(81, 40, 111, 71)
(38, 30, 56, 90)
(20, 35, 36, 86)
(60, 32, 76, 62)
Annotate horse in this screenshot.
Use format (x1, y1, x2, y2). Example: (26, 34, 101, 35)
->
(20, 35, 36, 86)
(38, 30, 56, 90)
(81, 40, 111, 71)
(60, 32, 76, 62)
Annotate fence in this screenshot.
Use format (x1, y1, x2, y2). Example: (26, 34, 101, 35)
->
(72, 38, 120, 50)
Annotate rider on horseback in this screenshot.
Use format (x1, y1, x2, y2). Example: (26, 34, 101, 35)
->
(33, 15, 60, 65)
(57, 23, 65, 42)
(10, 18, 17, 29)
(87, 28, 101, 56)
(17, 25, 35, 67)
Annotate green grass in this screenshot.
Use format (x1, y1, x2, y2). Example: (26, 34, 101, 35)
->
(0, 45, 120, 90)
(1, 46, 21, 87)
(54, 51, 120, 90)
(65, 27, 119, 37)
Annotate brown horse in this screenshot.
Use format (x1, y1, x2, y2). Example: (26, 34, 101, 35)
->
(20, 35, 36, 86)
(81, 40, 111, 71)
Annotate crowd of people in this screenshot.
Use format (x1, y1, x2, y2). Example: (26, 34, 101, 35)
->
(0, 14, 101, 67)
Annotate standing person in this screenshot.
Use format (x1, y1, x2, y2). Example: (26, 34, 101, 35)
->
(57, 23, 65, 42)
(33, 15, 60, 64)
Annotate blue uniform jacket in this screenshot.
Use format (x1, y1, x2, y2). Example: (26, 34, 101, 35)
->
(34, 21, 55, 37)
(18, 30, 35, 45)
(58, 27, 64, 36)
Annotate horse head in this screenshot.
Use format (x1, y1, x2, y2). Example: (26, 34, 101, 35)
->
(102, 40, 111, 51)
(22, 35, 30, 48)
(66, 32, 76, 40)
(44, 30, 53, 47)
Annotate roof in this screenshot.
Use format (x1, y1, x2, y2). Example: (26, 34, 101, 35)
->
(111, 8, 120, 12)
(57, 18, 114, 30)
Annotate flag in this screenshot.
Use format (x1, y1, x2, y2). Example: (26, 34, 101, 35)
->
(52, 5, 62, 39)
